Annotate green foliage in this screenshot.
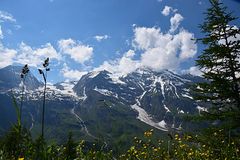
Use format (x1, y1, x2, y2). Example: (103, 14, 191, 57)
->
(193, 0, 240, 134)
(1, 1, 239, 159)
(0, 128, 240, 159)
(119, 129, 240, 159)
(64, 132, 76, 160)
(195, 0, 240, 113)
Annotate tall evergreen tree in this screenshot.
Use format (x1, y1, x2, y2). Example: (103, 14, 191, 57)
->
(195, 0, 240, 128)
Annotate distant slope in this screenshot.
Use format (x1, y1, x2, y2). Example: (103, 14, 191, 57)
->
(0, 65, 205, 146)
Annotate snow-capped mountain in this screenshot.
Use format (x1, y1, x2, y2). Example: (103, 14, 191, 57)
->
(0, 65, 42, 91)
(0, 65, 204, 143)
(73, 68, 200, 132)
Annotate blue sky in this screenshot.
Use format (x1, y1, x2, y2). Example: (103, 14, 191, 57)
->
(0, 0, 239, 83)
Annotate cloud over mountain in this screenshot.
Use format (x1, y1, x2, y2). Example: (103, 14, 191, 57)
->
(61, 63, 87, 80)
(0, 43, 16, 68)
(0, 6, 197, 81)
(16, 42, 60, 67)
(136, 26, 196, 70)
(95, 26, 197, 77)
(58, 39, 93, 64)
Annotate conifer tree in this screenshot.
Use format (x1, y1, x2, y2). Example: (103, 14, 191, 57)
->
(195, 0, 240, 128)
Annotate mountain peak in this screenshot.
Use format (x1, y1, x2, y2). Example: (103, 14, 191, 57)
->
(0, 65, 42, 91)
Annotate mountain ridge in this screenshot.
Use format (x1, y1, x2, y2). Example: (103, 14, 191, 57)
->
(0, 65, 204, 144)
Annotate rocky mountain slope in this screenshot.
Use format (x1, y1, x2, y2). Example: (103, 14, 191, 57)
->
(0, 65, 204, 145)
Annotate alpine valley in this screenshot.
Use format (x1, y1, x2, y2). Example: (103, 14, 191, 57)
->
(0, 65, 205, 150)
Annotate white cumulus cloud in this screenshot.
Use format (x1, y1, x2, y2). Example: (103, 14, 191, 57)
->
(134, 26, 197, 71)
(170, 13, 184, 33)
(95, 50, 140, 76)
(58, 38, 93, 64)
(161, 6, 177, 16)
(16, 42, 60, 67)
(182, 66, 202, 76)
(0, 26, 3, 39)
(140, 47, 180, 71)
(125, 49, 135, 58)
(94, 35, 109, 42)
(133, 27, 171, 50)
(61, 63, 87, 81)
(161, 6, 172, 16)
(94, 24, 197, 77)
(0, 43, 17, 68)
(0, 11, 17, 40)
(176, 30, 197, 60)
(0, 11, 16, 22)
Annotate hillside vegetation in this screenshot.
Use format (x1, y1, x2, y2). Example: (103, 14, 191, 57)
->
(0, 0, 239, 159)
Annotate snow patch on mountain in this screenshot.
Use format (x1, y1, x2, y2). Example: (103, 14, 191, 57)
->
(94, 86, 118, 99)
(107, 73, 126, 85)
(80, 87, 87, 101)
(197, 106, 208, 115)
(163, 104, 170, 112)
(170, 81, 179, 98)
(131, 104, 168, 131)
(159, 77, 165, 98)
(47, 83, 78, 98)
(182, 94, 193, 99)
(177, 107, 185, 114)
(140, 91, 147, 100)
(158, 120, 167, 128)
(57, 82, 78, 96)
(89, 71, 100, 78)
(164, 70, 191, 83)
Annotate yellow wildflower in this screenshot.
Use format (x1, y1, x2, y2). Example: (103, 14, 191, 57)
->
(187, 135, 192, 140)
(141, 151, 146, 155)
(188, 152, 193, 156)
(153, 148, 158, 152)
(180, 144, 185, 148)
(130, 146, 135, 151)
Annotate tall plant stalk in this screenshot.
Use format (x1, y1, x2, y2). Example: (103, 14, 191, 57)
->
(20, 78, 24, 123)
(38, 58, 50, 139)
(20, 64, 29, 124)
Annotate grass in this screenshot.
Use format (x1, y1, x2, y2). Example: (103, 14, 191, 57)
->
(0, 126, 239, 159)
